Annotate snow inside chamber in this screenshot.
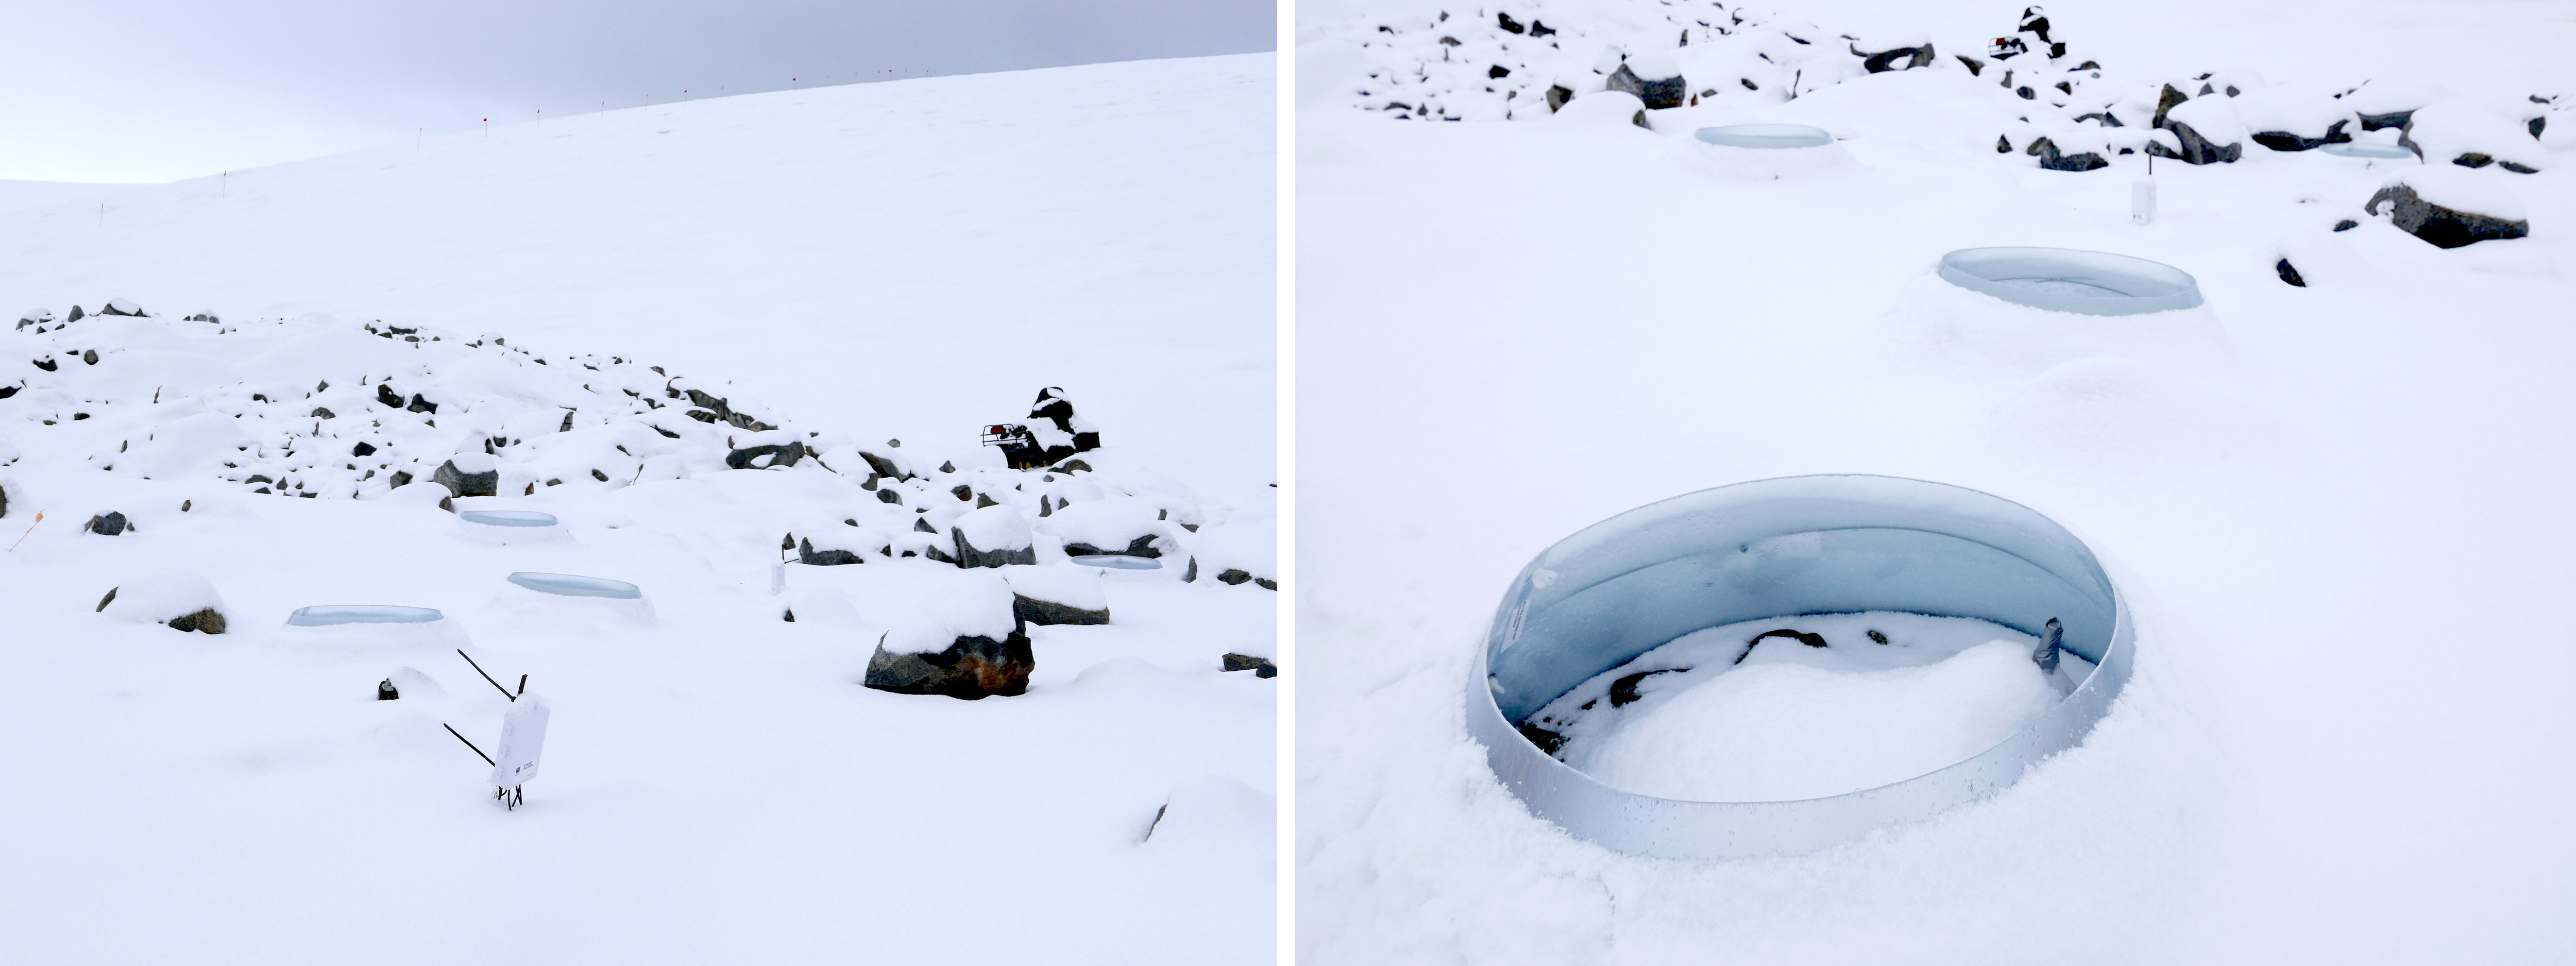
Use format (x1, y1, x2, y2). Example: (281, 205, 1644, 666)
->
(502, 571, 653, 623)
(1693, 124, 1835, 149)
(286, 605, 446, 625)
(1937, 247, 2204, 316)
(453, 507, 567, 545)
(1469, 474, 2133, 859)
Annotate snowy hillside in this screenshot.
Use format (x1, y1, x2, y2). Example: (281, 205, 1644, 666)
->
(1298, 1, 2575, 962)
(0, 55, 1275, 966)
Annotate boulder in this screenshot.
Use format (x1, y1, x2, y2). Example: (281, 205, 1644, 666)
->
(863, 629, 1034, 700)
(1603, 53, 1685, 109)
(84, 511, 130, 536)
(96, 568, 227, 634)
(951, 504, 1037, 569)
(2235, 85, 2354, 151)
(725, 440, 805, 469)
(798, 536, 865, 566)
(2028, 136, 2109, 172)
(1222, 653, 1279, 678)
(2402, 99, 2548, 173)
(2153, 97, 2246, 164)
(2365, 171, 2530, 248)
(431, 454, 499, 497)
(98, 298, 145, 317)
(1000, 565, 1109, 625)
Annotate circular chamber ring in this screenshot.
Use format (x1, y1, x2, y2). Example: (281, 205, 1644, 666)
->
(1467, 474, 2134, 859)
(1937, 246, 2204, 316)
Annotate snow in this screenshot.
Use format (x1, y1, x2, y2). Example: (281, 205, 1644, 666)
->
(1298, 0, 2576, 961)
(1535, 615, 2071, 802)
(0, 55, 1271, 964)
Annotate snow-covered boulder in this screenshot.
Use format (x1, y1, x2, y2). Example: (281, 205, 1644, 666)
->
(97, 298, 146, 317)
(2237, 85, 2354, 150)
(96, 568, 227, 634)
(1846, 28, 1934, 73)
(1192, 517, 1277, 591)
(1045, 496, 1173, 559)
(2403, 99, 2548, 173)
(432, 452, 499, 497)
(999, 564, 1108, 625)
(2364, 168, 2530, 248)
(798, 521, 890, 565)
(861, 569, 1033, 699)
(951, 504, 1036, 569)
(15, 308, 52, 330)
(2155, 96, 2246, 164)
(1555, 89, 1650, 130)
(2347, 79, 2443, 131)
(1605, 53, 1685, 109)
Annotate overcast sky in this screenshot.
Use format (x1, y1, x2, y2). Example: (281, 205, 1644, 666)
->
(0, 0, 1275, 183)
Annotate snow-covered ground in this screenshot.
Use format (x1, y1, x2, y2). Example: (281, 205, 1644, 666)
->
(0, 54, 1275, 965)
(1297, 1, 2575, 962)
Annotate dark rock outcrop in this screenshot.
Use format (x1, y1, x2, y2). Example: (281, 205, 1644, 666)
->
(863, 628, 1035, 700)
(1604, 62, 1685, 109)
(2251, 119, 2351, 152)
(725, 441, 804, 470)
(430, 460, 498, 497)
(2151, 119, 2243, 165)
(165, 608, 226, 634)
(2365, 182, 2530, 248)
(2276, 258, 2307, 287)
(952, 528, 1037, 569)
(2028, 137, 2109, 171)
(1014, 593, 1108, 626)
(1064, 534, 1162, 559)
(798, 537, 863, 566)
(1221, 653, 1279, 678)
(1853, 42, 1935, 73)
(1216, 569, 1279, 590)
(84, 511, 130, 535)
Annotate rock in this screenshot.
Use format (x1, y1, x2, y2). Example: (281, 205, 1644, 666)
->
(1221, 653, 1279, 678)
(81, 349, 98, 365)
(798, 536, 864, 566)
(1217, 569, 1255, 585)
(1065, 534, 1164, 560)
(951, 484, 972, 501)
(405, 394, 436, 414)
(2028, 136, 2109, 171)
(1545, 84, 1575, 112)
(378, 679, 399, 700)
(98, 298, 144, 316)
(388, 470, 414, 488)
(375, 384, 405, 408)
(938, 460, 956, 473)
(84, 511, 130, 536)
(2334, 219, 2359, 231)
(2402, 99, 2549, 174)
(312, 407, 335, 419)
(724, 440, 805, 469)
(1496, 11, 1522, 33)
(863, 629, 1035, 700)
(2152, 97, 2246, 164)
(430, 457, 499, 497)
(65, 305, 84, 322)
(877, 488, 903, 505)
(1001, 565, 1108, 625)
(1603, 54, 1684, 109)
(1052, 459, 1093, 474)
(2276, 258, 2307, 287)
(1851, 40, 1935, 73)
(913, 517, 936, 534)
(857, 450, 906, 480)
(1183, 556, 1198, 582)
(2365, 175, 2530, 248)
(165, 608, 226, 634)
(952, 505, 1037, 569)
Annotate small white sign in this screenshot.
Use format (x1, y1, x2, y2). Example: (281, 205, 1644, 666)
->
(488, 694, 551, 789)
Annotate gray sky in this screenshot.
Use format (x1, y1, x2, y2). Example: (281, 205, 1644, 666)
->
(0, 0, 1276, 183)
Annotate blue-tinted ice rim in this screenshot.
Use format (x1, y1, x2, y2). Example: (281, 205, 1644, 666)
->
(2319, 142, 2416, 159)
(461, 510, 560, 528)
(1937, 246, 2204, 316)
(507, 571, 642, 599)
(1468, 474, 2134, 859)
(1071, 554, 1163, 570)
(1693, 123, 1835, 149)
(286, 604, 446, 625)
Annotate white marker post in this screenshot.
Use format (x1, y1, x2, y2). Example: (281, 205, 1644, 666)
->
(488, 693, 551, 809)
(2131, 175, 2157, 226)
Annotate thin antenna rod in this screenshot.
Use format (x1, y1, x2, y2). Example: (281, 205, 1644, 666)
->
(457, 649, 517, 702)
(443, 723, 497, 766)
